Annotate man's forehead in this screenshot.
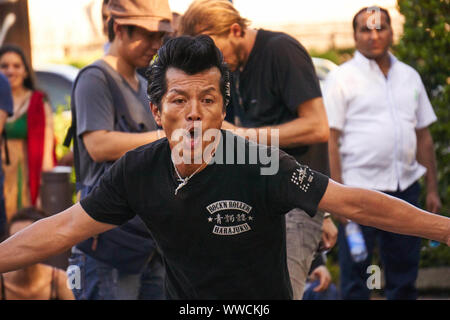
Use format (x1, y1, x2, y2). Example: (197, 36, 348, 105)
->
(165, 67, 221, 90)
(356, 10, 390, 27)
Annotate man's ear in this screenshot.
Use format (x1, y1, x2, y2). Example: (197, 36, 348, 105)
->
(150, 102, 162, 127)
(229, 23, 243, 38)
(114, 22, 124, 40)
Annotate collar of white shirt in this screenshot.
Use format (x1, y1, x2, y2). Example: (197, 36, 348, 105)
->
(353, 50, 398, 75)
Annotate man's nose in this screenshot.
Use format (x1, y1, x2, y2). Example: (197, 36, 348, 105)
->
(186, 101, 202, 121)
(369, 29, 380, 40)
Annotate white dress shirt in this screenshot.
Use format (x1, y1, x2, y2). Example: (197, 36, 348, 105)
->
(324, 51, 437, 192)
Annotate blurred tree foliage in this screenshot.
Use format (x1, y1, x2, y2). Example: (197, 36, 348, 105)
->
(395, 0, 450, 267)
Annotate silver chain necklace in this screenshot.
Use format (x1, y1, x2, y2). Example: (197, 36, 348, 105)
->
(173, 162, 207, 195)
(172, 138, 220, 195)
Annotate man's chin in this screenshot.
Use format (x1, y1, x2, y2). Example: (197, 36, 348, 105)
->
(361, 49, 388, 60)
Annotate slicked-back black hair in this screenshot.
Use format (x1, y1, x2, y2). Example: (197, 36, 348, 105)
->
(146, 35, 230, 110)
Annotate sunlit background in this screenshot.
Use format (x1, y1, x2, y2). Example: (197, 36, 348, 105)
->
(26, 0, 402, 67)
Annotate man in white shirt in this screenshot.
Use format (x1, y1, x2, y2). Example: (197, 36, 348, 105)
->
(324, 7, 441, 300)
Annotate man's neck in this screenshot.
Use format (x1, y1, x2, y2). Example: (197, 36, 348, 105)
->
(103, 43, 138, 89)
(374, 52, 391, 77)
(240, 28, 258, 70)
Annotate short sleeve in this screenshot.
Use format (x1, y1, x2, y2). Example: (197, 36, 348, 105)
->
(0, 74, 13, 116)
(271, 36, 322, 113)
(266, 151, 329, 217)
(323, 70, 347, 130)
(415, 78, 437, 129)
(74, 68, 115, 137)
(80, 155, 135, 225)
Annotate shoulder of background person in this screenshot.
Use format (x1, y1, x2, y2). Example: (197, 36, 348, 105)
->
(392, 55, 422, 81)
(263, 29, 308, 54)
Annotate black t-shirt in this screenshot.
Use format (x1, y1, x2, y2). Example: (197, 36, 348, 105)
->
(229, 29, 322, 159)
(80, 131, 329, 299)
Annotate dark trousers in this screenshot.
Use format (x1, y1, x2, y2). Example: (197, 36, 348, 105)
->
(338, 181, 422, 300)
(69, 247, 166, 300)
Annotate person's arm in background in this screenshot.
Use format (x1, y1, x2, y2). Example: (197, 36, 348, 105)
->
(82, 129, 164, 162)
(320, 213, 338, 250)
(307, 253, 332, 293)
(42, 101, 55, 170)
(309, 265, 332, 293)
(0, 109, 7, 137)
(0, 73, 13, 136)
(416, 127, 441, 213)
(222, 97, 329, 147)
(222, 36, 329, 148)
(75, 68, 165, 163)
(327, 128, 348, 225)
(328, 129, 343, 184)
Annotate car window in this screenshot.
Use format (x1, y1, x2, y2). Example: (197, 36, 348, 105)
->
(35, 71, 73, 112)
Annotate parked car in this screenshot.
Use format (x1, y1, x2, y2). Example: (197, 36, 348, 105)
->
(312, 57, 338, 89)
(35, 64, 79, 112)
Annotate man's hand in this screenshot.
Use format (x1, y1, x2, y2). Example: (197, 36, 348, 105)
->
(426, 191, 441, 213)
(309, 265, 332, 292)
(321, 217, 338, 250)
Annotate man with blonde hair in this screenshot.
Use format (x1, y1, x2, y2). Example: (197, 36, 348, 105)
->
(180, 0, 337, 299)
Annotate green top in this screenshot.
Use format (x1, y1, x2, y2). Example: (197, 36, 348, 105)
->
(5, 113, 27, 139)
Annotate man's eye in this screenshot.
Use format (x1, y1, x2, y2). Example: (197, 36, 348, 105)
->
(173, 98, 185, 104)
(203, 98, 214, 104)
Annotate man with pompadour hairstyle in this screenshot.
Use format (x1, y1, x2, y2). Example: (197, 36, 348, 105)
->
(180, 0, 337, 299)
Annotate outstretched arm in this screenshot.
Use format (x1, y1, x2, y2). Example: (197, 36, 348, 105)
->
(318, 180, 450, 246)
(0, 203, 116, 273)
